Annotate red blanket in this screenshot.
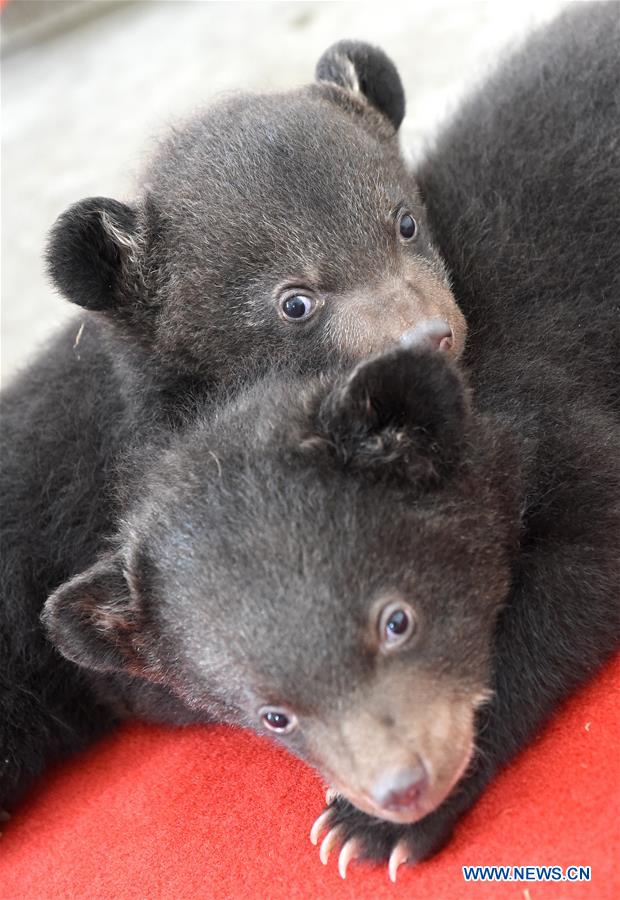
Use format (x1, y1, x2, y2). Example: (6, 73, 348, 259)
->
(2, 655, 618, 899)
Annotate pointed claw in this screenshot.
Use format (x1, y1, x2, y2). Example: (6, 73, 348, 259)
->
(388, 839, 411, 883)
(325, 787, 339, 805)
(338, 838, 361, 879)
(310, 808, 333, 846)
(319, 826, 342, 865)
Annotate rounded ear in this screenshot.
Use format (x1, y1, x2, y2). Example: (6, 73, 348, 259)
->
(41, 552, 148, 676)
(313, 347, 468, 482)
(315, 40, 405, 131)
(46, 197, 138, 311)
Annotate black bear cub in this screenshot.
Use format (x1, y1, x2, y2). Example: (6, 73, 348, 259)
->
(44, 337, 619, 878)
(48, 40, 465, 382)
(0, 41, 464, 808)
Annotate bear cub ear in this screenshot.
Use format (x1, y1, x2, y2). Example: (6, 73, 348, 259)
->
(41, 551, 148, 676)
(46, 197, 138, 312)
(313, 347, 468, 483)
(315, 40, 406, 131)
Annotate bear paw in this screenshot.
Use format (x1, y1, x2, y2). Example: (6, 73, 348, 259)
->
(309, 791, 455, 881)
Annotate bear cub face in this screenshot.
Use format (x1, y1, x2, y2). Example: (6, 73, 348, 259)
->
(47, 42, 466, 384)
(44, 348, 518, 827)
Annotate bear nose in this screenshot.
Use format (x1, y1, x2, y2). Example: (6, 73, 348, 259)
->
(400, 318, 453, 352)
(371, 762, 428, 812)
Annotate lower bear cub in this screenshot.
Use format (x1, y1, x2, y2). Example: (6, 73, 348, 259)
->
(45, 336, 619, 875)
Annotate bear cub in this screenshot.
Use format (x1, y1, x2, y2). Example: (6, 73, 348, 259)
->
(44, 338, 620, 877)
(0, 41, 464, 809)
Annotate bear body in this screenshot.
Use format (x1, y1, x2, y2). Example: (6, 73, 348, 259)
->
(0, 42, 464, 806)
(44, 324, 619, 869)
(419, 0, 620, 408)
(42, 2, 620, 870)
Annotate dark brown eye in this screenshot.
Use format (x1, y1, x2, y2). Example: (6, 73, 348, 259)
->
(398, 213, 417, 241)
(259, 706, 298, 734)
(280, 294, 316, 322)
(378, 600, 416, 651)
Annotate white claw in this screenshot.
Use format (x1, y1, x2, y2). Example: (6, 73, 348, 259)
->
(338, 838, 361, 879)
(310, 808, 333, 846)
(325, 787, 338, 805)
(319, 826, 342, 865)
(388, 840, 411, 883)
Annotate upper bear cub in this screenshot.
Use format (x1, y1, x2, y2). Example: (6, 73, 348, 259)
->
(48, 40, 465, 381)
(44, 328, 619, 875)
(0, 42, 463, 807)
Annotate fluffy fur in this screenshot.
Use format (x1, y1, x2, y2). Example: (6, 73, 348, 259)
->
(40, 2, 620, 865)
(0, 41, 461, 807)
(42, 314, 619, 864)
(43, 347, 519, 822)
(1, 6, 619, 871)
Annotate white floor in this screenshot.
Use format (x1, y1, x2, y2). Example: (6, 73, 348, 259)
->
(1, 0, 567, 383)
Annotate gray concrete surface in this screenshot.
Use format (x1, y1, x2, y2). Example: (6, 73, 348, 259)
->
(1, 0, 568, 385)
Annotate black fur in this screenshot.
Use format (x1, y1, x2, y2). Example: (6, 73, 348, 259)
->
(418, 0, 620, 402)
(46, 198, 138, 311)
(42, 2, 620, 862)
(43, 296, 619, 862)
(0, 328, 133, 807)
(1, 41, 457, 807)
(315, 40, 406, 130)
(44, 346, 516, 763)
(43, 47, 456, 382)
(1, 6, 619, 869)
(314, 345, 468, 481)
(332, 0, 620, 860)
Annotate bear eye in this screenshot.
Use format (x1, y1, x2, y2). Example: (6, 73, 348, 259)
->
(279, 294, 316, 322)
(259, 706, 298, 734)
(377, 600, 416, 651)
(398, 212, 417, 241)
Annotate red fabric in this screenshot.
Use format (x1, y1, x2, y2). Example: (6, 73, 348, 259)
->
(2, 656, 618, 899)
